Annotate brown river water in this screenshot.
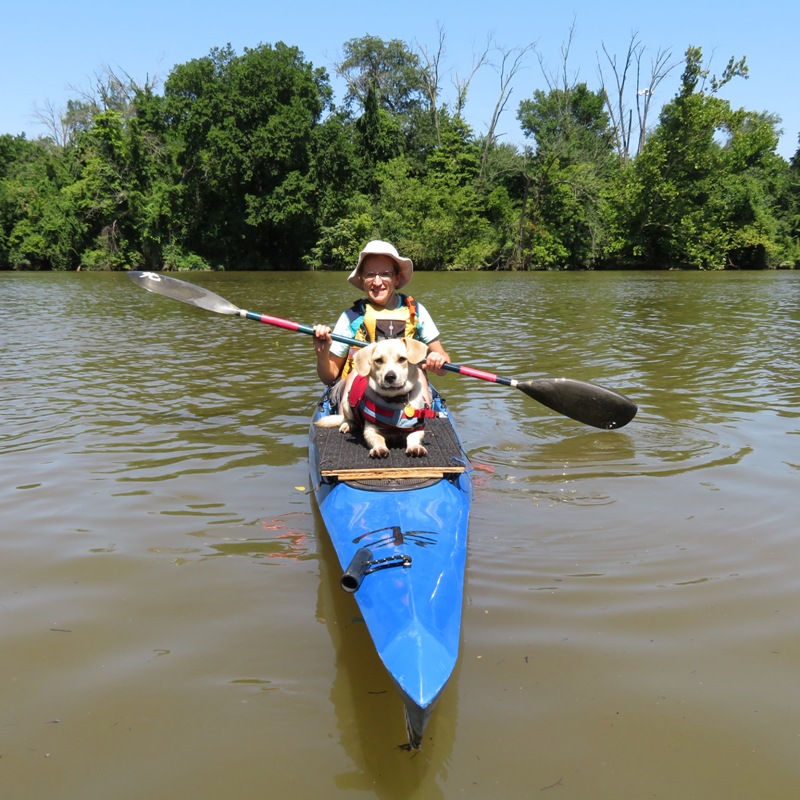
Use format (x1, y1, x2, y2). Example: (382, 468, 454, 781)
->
(1, 269, 799, 799)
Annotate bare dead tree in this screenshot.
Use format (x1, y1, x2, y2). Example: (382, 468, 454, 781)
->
(633, 46, 676, 154)
(71, 65, 158, 121)
(598, 35, 639, 163)
(598, 34, 679, 162)
(480, 41, 535, 180)
(536, 20, 579, 93)
(34, 65, 159, 147)
(32, 99, 72, 148)
(416, 23, 447, 146)
(453, 36, 492, 119)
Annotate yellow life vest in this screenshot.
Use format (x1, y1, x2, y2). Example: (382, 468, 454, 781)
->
(340, 294, 419, 379)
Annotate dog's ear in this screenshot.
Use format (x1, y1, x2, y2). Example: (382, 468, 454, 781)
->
(403, 337, 429, 365)
(353, 343, 376, 377)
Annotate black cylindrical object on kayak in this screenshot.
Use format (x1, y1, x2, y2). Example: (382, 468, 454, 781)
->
(341, 547, 374, 593)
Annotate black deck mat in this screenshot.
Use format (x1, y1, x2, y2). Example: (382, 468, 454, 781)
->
(314, 416, 466, 473)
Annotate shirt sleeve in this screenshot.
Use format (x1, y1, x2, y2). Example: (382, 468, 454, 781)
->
(329, 311, 353, 358)
(414, 301, 440, 343)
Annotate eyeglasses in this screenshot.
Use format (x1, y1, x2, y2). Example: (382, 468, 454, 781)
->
(362, 271, 396, 283)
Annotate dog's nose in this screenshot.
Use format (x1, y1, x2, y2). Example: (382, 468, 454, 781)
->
(384, 371, 397, 384)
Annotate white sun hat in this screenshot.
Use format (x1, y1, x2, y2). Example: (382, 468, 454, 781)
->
(347, 240, 414, 289)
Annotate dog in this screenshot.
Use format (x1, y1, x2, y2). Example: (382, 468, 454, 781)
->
(316, 337, 435, 458)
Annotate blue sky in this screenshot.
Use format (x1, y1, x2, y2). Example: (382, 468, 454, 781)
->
(2, 0, 798, 159)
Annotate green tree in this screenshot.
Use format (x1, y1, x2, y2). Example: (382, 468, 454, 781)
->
(309, 115, 503, 270)
(0, 135, 84, 269)
(354, 80, 405, 192)
(377, 132, 494, 269)
(783, 137, 800, 264)
(337, 35, 445, 168)
(69, 109, 140, 269)
(516, 83, 616, 268)
(621, 46, 789, 268)
(337, 36, 426, 117)
(163, 42, 331, 268)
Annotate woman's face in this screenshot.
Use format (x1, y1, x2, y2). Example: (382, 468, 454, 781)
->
(360, 255, 398, 307)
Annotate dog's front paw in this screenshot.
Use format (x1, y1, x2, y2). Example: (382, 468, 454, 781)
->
(369, 446, 390, 458)
(405, 431, 427, 458)
(338, 422, 351, 434)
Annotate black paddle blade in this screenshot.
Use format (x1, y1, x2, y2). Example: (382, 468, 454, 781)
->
(517, 378, 638, 429)
(127, 271, 241, 315)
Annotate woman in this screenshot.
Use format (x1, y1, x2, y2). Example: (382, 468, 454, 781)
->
(313, 240, 450, 387)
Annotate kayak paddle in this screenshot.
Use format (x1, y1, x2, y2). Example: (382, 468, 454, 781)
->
(127, 270, 637, 429)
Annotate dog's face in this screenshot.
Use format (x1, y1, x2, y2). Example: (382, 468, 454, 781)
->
(353, 337, 429, 397)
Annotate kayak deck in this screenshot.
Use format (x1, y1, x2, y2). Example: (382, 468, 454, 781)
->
(314, 416, 468, 481)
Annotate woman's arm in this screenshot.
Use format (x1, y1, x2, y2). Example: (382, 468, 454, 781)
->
(313, 325, 347, 384)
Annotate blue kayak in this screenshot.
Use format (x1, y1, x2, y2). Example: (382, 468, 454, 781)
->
(309, 388, 472, 748)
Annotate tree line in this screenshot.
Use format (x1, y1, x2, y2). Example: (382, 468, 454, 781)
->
(2, 34, 799, 272)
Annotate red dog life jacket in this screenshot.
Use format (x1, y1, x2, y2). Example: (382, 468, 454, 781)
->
(348, 375, 436, 434)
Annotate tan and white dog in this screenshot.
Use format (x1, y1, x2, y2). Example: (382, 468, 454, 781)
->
(316, 337, 434, 458)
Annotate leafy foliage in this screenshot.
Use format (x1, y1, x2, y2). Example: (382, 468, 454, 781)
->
(1, 39, 798, 271)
